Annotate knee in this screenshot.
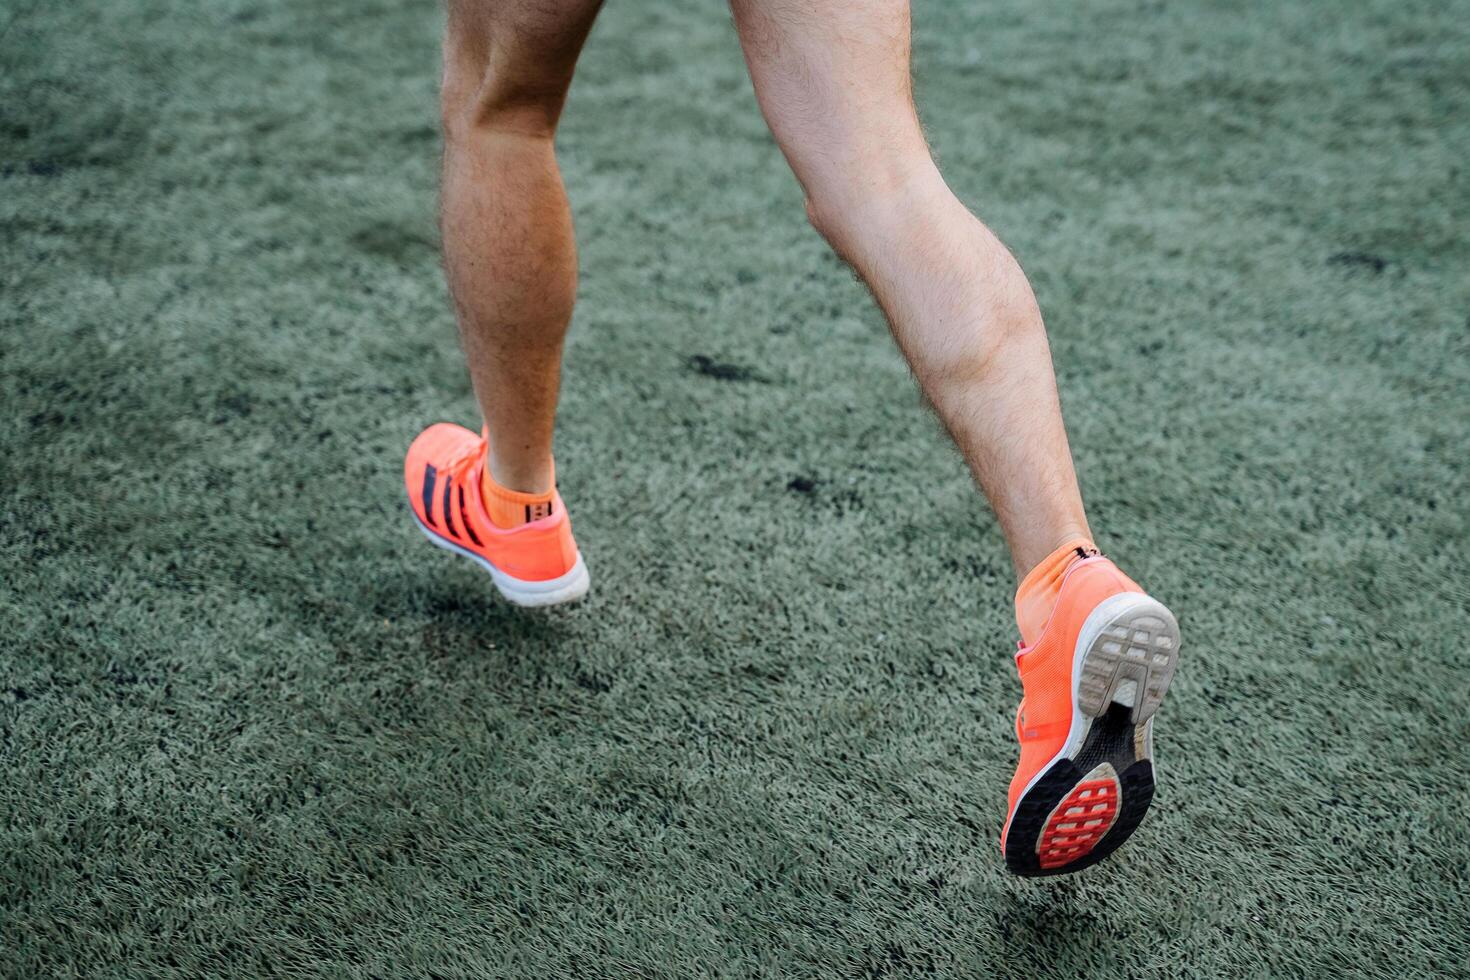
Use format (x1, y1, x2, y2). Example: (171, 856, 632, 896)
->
(802, 167, 1044, 378)
(440, 32, 570, 142)
(802, 189, 872, 267)
(803, 195, 845, 256)
(797, 155, 940, 265)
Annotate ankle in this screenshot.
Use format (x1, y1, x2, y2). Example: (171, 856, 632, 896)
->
(479, 453, 557, 529)
(1014, 536, 1097, 647)
(485, 449, 554, 496)
(1011, 524, 1094, 579)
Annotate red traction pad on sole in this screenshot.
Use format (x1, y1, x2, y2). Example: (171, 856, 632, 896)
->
(1038, 775, 1121, 869)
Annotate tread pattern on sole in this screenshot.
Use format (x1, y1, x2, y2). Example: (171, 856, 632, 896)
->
(1077, 602, 1180, 724)
(1037, 766, 1121, 869)
(1005, 745, 1156, 877)
(1005, 595, 1180, 877)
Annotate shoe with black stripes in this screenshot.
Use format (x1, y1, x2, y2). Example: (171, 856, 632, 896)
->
(404, 422, 589, 607)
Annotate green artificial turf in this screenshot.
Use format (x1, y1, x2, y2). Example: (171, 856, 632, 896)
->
(3, 0, 1468, 976)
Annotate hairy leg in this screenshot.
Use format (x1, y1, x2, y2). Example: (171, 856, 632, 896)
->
(440, 0, 602, 494)
(730, 0, 1091, 575)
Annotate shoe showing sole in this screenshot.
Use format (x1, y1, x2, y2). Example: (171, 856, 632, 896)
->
(1003, 592, 1181, 876)
(413, 513, 590, 608)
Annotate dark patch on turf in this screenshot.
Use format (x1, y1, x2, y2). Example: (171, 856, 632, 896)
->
(686, 354, 767, 383)
(740, 661, 788, 683)
(574, 669, 613, 694)
(397, 125, 440, 145)
(351, 222, 439, 264)
(106, 664, 141, 687)
(0, 81, 146, 177)
(1327, 251, 1388, 274)
(784, 474, 864, 513)
(213, 391, 255, 423)
(942, 554, 1002, 582)
(1, 158, 71, 179)
(28, 409, 65, 430)
(829, 488, 864, 514)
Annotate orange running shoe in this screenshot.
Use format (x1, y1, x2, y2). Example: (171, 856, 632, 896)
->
(1001, 552, 1181, 876)
(403, 423, 589, 607)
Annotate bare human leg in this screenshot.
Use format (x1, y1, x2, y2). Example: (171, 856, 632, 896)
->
(729, 0, 1092, 577)
(730, 1, 1183, 878)
(439, 0, 603, 500)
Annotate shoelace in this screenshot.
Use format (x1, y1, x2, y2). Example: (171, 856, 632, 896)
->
(445, 435, 487, 488)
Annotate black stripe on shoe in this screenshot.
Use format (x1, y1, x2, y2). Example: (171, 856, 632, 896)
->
(442, 478, 458, 539)
(421, 466, 438, 528)
(458, 486, 483, 546)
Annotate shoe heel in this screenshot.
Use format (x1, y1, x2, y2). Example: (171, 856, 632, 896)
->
(491, 554, 591, 608)
(1076, 595, 1181, 724)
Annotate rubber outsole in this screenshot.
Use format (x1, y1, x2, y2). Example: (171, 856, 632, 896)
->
(412, 513, 589, 608)
(1004, 594, 1180, 877)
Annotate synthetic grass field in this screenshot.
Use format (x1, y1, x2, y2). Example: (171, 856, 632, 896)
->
(4, 0, 1468, 975)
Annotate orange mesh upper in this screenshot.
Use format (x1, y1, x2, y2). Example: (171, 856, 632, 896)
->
(403, 423, 578, 581)
(1006, 557, 1142, 820)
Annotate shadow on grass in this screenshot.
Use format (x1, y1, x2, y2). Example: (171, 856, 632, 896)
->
(344, 567, 596, 702)
(994, 883, 1134, 969)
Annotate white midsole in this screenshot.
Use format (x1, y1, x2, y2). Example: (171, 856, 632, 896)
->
(1001, 591, 1168, 844)
(413, 515, 590, 608)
